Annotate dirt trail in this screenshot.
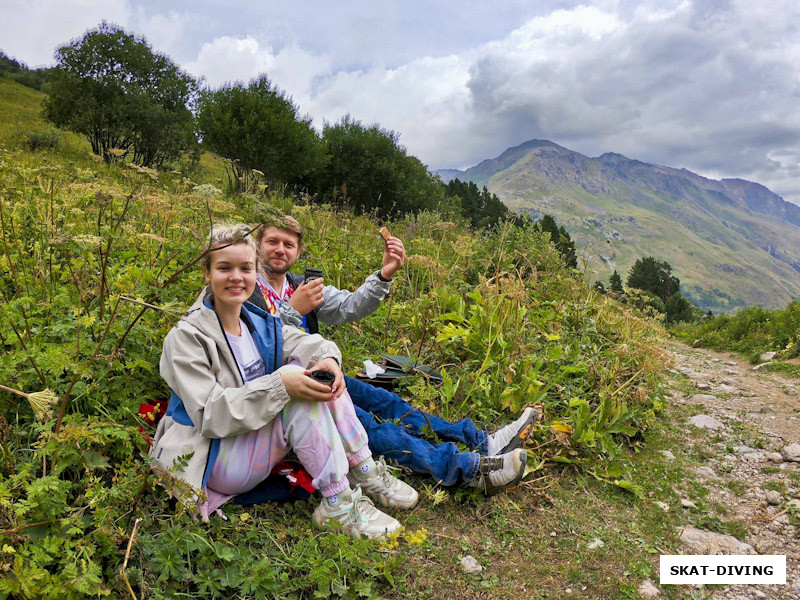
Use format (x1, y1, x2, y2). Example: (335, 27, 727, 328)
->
(668, 343, 800, 600)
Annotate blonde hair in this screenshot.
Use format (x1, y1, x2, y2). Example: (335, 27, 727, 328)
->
(202, 223, 256, 269)
(255, 215, 303, 248)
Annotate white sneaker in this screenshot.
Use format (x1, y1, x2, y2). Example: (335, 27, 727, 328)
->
(468, 449, 528, 495)
(312, 486, 401, 540)
(350, 457, 419, 510)
(486, 407, 538, 455)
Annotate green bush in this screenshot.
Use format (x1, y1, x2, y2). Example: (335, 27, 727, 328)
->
(24, 130, 60, 150)
(674, 300, 800, 360)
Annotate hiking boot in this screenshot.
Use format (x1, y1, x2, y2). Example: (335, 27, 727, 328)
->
(486, 406, 538, 455)
(468, 449, 528, 495)
(349, 456, 419, 510)
(312, 486, 401, 540)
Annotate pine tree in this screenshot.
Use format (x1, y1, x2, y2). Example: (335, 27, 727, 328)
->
(626, 256, 680, 302)
(609, 270, 624, 294)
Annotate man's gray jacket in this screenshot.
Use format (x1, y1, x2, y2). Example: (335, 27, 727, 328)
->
(248, 270, 392, 334)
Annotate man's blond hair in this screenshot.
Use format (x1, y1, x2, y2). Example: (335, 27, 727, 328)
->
(256, 215, 303, 248)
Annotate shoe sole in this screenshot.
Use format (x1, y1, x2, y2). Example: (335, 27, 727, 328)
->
(366, 489, 419, 510)
(483, 450, 528, 496)
(498, 408, 539, 454)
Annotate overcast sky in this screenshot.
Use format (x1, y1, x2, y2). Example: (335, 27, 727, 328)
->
(3, 0, 800, 205)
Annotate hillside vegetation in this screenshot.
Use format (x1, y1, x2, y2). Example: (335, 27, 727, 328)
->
(443, 139, 800, 312)
(0, 78, 674, 598)
(673, 301, 800, 368)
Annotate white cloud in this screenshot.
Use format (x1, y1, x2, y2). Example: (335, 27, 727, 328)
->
(133, 10, 187, 59)
(0, 0, 130, 66)
(307, 55, 474, 164)
(184, 35, 331, 105)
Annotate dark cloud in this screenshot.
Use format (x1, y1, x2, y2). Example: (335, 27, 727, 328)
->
(458, 1, 800, 204)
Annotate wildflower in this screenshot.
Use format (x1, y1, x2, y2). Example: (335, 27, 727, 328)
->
(0, 384, 59, 422)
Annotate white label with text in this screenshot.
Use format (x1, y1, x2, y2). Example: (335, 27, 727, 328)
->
(660, 555, 785, 585)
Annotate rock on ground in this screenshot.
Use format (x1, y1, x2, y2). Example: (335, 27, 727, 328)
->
(689, 415, 725, 430)
(679, 526, 756, 555)
(459, 555, 482, 574)
(638, 579, 660, 598)
(782, 442, 800, 462)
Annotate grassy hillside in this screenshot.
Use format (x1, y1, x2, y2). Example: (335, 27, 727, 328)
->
(0, 79, 678, 598)
(453, 140, 800, 312)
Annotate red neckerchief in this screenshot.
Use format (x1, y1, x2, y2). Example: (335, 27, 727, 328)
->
(256, 277, 295, 315)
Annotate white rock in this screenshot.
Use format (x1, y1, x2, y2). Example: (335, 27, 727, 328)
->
(638, 579, 660, 598)
(696, 466, 716, 478)
(656, 501, 670, 512)
(766, 452, 783, 464)
(459, 555, 483, 574)
(690, 394, 718, 403)
(781, 443, 800, 462)
(588, 538, 604, 549)
(689, 415, 724, 430)
(679, 526, 756, 554)
(659, 450, 676, 460)
(716, 384, 737, 394)
(681, 499, 697, 508)
(787, 498, 800, 510)
(766, 490, 782, 505)
(753, 589, 767, 598)
(742, 451, 765, 462)
(696, 382, 712, 391)
(692, 339, 702, 348)
(752, 363, 770, 371)
(726, 361, 738, 366)
(759, 351, 777, 362)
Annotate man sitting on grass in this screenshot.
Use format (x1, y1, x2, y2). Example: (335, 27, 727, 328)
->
(247, 215, 538, 497)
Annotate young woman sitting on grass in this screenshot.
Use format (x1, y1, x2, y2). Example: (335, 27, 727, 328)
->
(150, 224, 416, 539)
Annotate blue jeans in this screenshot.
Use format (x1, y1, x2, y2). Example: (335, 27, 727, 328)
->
(344, 376, 487, 486)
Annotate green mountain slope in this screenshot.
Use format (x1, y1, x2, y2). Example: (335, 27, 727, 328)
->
(441, 140, 800, 311)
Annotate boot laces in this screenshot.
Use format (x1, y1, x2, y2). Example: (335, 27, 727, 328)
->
(375, 456, 399, 488)
(346, 486, 380, 524)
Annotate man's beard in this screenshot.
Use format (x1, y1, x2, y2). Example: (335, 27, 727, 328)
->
(262, 257, 292, 275)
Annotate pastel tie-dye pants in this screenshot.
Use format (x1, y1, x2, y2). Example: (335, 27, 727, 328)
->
(203, 367, 371, 515)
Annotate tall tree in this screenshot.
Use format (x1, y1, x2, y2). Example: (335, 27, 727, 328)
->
(196, 76, 327, 191)
(537, 214, 578, 268)
(626, 256, 680, 302)
(609, 270, 624, 294)
(665, 291, 695, 324)
(443, 178, 509, 228)
(318, 115, 445, 216)
(43, 23, 198, 167)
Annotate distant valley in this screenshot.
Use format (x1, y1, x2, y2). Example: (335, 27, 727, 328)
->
(437, 140, 800, 311)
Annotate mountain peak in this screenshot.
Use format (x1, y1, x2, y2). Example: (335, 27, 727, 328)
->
(449, 139, 800, 311)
